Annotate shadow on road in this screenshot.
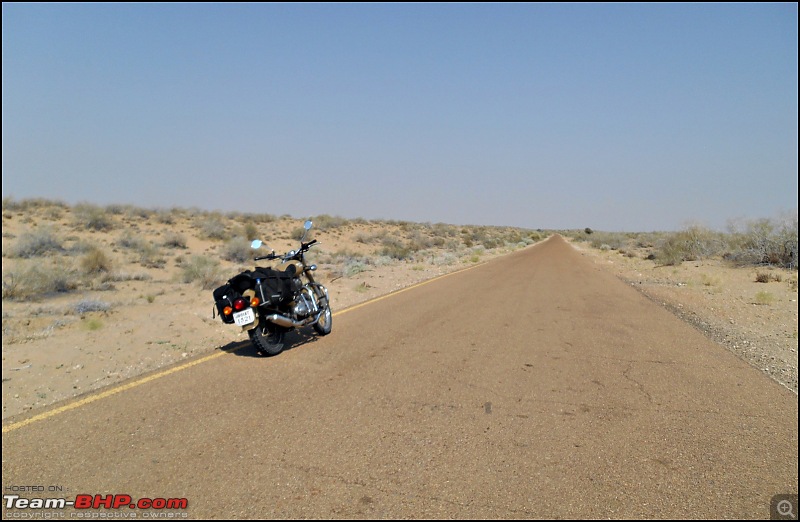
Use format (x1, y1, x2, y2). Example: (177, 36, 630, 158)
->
(217, 327, 323, 358)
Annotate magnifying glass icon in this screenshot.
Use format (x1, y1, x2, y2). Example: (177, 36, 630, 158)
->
(777, 499, 797, 519)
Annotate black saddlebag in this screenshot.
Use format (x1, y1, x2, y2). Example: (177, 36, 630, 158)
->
(213, 283, 236, 323)
(252, 268, 295, 306)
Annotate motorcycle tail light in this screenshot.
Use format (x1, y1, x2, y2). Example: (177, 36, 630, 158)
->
(223, 306, 233, 316)
(233, 298, 247, 311)
(250, 297, 260, 307)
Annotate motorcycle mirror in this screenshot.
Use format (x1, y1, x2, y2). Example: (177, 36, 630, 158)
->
(250, 240, 263, 250)
(304, 220, 313, 230)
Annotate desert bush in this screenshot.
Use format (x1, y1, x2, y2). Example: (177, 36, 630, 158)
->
(378, 236, 412, 260)
(73, 299, 111, 315)
(2, 196, 19, 211)
(431, 223, 458, 238)
(2, 197, 68, 212)
(311, 214, 349, 231)
(2, 261, 80, 299)
(241, 222, 260, 241)
(83, 317, 104, 330)
(73, 203, 114, 231)
(341, 258, 370, 278)
(253, 213, 277, 223)
(154, 210, 176, 224)
(590, 232, 628, 251)
(727, 215, 798, 269)
(354, 232, 378, 244)
(101, 270, 152, 282)
(635, 233, 661, 249)
(124, 205, 153, 220)
(162, 231, 187, 249)
(482, 237, 502, 249)
(117, 233, 147, 250)
(289, 225, 310, 240)
(10, 227, 63, 258)
(503, 230, 523, 245)
(777, 215, 798, 269)
(753, 291, 775, 305)
(655, 236, 688, 266)
(66, 239, 102, 255)
(117, 234, 165, 268)
(198, 215, 227, 240)
(407, 230, 433, 252)
(655, 226, 726, 266)
(136, 243, 166, 268)
(433, 252, 459, 265)
(698, 273, 721, 287)
(181, 255, 222, 289)
(42, 205, 64, 220)
(104, 204, 126, 216)
(320, 249, 375, 278)
(222, 237, 253, 263)
(430, 236, 446, 248)
(755, 271, 782, 283)
(81, 248, 112, 274)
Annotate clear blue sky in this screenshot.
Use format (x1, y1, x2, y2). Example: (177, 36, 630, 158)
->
(2, 3, 797, 231)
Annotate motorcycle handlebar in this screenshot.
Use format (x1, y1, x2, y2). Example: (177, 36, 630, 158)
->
(253, 240, 318, 263)
(253, 239, 317, 261)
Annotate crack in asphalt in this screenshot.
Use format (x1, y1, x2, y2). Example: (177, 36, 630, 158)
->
(622, 362, 655, 404)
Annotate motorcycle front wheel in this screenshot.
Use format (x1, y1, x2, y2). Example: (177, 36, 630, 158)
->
(249, 323, 285, 356)
(313, 304, 332, 335)
(311, 284, 332, 336)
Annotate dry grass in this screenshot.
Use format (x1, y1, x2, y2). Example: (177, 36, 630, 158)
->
(2, 198, 544, 300)
(565, 217, 798, 271)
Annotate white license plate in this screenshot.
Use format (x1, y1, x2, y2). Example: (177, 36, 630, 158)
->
(233, 308, 255, 326)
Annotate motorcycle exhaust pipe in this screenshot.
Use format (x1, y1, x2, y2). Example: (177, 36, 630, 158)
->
(265, 313, 315, 328)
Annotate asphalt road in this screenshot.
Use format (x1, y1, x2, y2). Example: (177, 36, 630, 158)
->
(2, 236, 797, 519)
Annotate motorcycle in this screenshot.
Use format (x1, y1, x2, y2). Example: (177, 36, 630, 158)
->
(212, 220, 332, 356)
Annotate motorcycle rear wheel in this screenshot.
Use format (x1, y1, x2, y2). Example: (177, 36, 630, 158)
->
(249, 324, 284, 356)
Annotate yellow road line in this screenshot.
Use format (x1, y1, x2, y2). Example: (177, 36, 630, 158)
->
(3, 260, 488, 434)
(3, 351, 227, 434)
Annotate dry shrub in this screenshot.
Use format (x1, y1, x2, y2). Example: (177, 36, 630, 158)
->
(241, 223, 259, 241)
(727, 215, 798, 269)
(10, 227, 63, 258)
(222, 237, 253, 263)
(755, 271, 782, 283)
(2, 260, 79, 300)
(198, 215, 227, 240)
(81, 248, 112, 274)
(753, 291, 775, 305)
(162, 231, 187, 249)
(73, 203, 114, 231)
(655, 226, 725, 266)
(181, 255, 222, 289)
(311, 215, 349, 231)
